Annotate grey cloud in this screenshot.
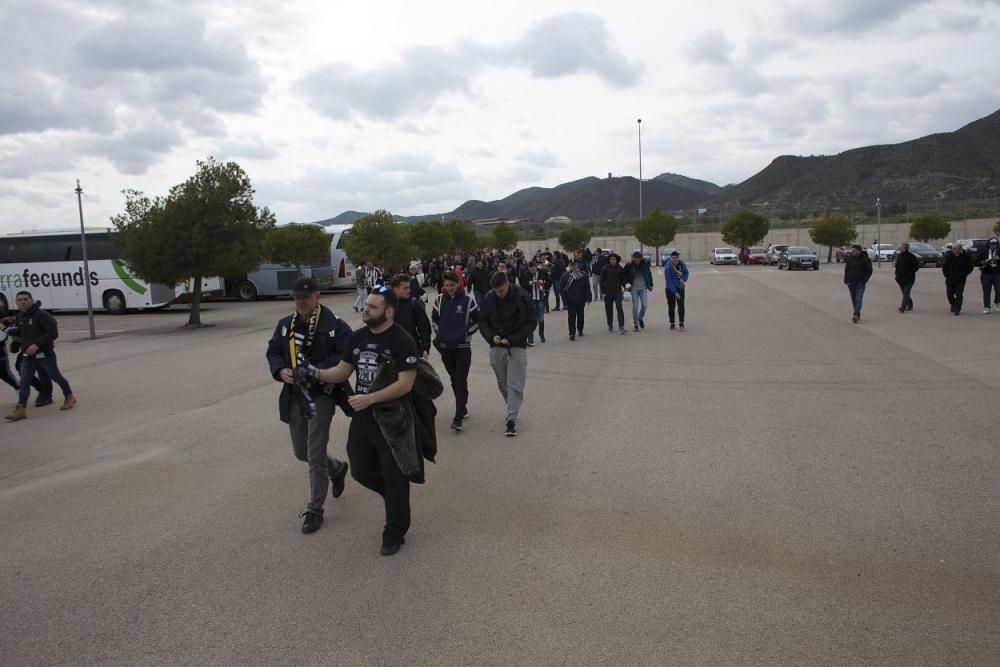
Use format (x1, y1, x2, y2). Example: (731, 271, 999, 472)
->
(686, 31, 735, 65)
(215, 139, 278, 161)
(517, 149, 559, 169)
(510, 13, 643, 86)
(299, 13, 641, 121)
(81, 125, 185, 175)
(782, 0, 932, 34)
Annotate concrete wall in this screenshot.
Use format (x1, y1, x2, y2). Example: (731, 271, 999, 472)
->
(516, 218, 999, 263)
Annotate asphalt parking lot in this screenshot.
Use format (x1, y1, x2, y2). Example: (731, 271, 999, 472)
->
(2, 263, 999, 664)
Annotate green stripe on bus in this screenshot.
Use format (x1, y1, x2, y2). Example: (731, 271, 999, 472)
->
(111, 260, 147, 295)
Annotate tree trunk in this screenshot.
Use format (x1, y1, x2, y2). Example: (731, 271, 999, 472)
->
(187, 275, 203, 327)
(827, 246, 833, 264)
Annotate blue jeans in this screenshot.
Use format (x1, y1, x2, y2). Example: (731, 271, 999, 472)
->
(630, 287, 648, 325)
(847, 283, 866, 316)
(18, 351, 71, 406)
(528, 299, 545, 342)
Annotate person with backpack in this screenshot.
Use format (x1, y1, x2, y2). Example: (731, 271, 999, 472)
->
(478, 271, 536, 437)
(559, 260, 589, 341)
(431, 271, 479, 432)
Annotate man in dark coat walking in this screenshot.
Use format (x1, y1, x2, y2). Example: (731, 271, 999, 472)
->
(893, 242, 920, 313)
(942, 242, 974, 315)
(843, 244, 873, 323)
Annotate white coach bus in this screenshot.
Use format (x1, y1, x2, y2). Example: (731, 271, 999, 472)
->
(310, 224, 357, 290)
(0, 229, 222, 314)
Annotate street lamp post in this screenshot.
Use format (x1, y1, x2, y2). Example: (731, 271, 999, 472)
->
(876, 197, 882, 269)
(637, 118, 643, 220)
(74, 179, 97, 340)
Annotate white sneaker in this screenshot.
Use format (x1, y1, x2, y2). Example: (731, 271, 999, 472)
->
(983, 308, 992, 314)
(994, 304, 1000, 313)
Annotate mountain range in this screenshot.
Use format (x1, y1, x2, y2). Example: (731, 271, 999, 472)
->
(314, 108, 1000, 225)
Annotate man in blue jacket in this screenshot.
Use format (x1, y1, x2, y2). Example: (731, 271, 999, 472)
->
(622, 251, 654, 332)
(266, 278, 353, 534)
(664, 251, 689, 330)
(432, 271, 479, 432)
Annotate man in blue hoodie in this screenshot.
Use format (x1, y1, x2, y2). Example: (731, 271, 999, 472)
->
(432, 271, 479, 432)
(664, 251, 689, 330)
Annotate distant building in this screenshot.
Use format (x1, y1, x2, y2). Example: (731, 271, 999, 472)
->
(472, 217, 531, 229)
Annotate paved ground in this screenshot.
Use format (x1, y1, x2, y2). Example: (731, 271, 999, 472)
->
(2, 263, 999, 665)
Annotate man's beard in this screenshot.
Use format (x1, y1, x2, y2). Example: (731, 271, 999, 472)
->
(364, 312, 388, 328)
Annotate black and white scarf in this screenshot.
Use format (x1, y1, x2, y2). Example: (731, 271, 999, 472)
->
(289, 306, 321, 373)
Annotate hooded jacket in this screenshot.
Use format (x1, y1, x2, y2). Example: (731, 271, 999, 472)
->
(394, 298, 432, 355)
(622, 258, 654, 290)
(478, 285, 537, 348)
(664, 260, 689, 292)
(467, 266, 492, 294)
(599, 259, 626, 295)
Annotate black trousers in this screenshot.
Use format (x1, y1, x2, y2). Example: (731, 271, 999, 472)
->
(566, 302, 585, 335)
(439, 347, 471, 419)
(946, 278, 967, 312)
(898, 281, 914, 310)
(347, 413, 410, 546)
(666, 288, 686, 323)
(604, 293, 625, 329)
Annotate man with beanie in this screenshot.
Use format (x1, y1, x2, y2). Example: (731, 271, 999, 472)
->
(479, 271, 536, 437)
(266, 277, 353, 534)
(664, 251, 689, 330)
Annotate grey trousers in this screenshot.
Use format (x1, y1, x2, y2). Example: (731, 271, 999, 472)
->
(489, 346, 527, 422)
(288, 392, 342, 515)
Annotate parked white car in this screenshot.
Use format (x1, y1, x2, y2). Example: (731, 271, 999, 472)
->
(710, 247, 738, 265)
(868, 243, 896, 263)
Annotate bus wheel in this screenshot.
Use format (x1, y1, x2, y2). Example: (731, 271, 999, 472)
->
(103, 290, 127, 315)
(235, 280, 257, 302)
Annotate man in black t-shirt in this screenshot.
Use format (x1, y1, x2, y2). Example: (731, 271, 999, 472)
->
(302, 287, 419, 556)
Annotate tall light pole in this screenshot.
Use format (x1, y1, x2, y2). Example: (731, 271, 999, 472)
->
(74, 179, 97, 340)
(637, 118, 643, 220)
(876, 196, 882, 269)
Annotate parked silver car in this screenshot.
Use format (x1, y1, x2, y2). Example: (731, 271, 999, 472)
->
(765, 244, 789, 265)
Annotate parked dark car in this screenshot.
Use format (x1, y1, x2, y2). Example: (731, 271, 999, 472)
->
(898, 242, 944, 267)
(778, 246, 819, 270)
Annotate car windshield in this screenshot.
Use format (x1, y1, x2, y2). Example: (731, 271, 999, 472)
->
(716, 248, 734, 254)
(748, 248, 764, 253)
(909, 243, 935, 251)
(788, 247, 812, 254)
(877, 244, 894, 250)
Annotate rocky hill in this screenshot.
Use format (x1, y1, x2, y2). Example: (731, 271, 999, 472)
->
(318, 107, 1000, 224)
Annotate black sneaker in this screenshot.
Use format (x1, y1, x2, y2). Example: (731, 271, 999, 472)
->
(505, 420, 517, 437)
(300, 511, 323, 534)
(527, 341, 535, 347)
(670, 323, 676, 330)
(619, 329, 626, 335)
(639, 319, 645, 329)
(679, 322, 685, 330)
(634, 324, 639, 332)
(34, 397, 54, 408)
(328, 458, 349, 499)
(380, 537, 406, 557)
(540, 335, 546, 343)
(569, 334, 575, 341)
(578, 331, 584, 337)
(451, 416, 463, 431)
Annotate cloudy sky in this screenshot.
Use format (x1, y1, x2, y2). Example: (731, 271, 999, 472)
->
(2, 0, 999, 234)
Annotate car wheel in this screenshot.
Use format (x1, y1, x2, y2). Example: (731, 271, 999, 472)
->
(103, 289, 127, 315)
(813, 264, 819, 271)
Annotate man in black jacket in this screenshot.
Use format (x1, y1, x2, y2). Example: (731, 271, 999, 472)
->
(518, 260, 550, 345)
(942, 242, 975, 315)
(977, 237, 1000, 314)
(390, 274, 432, 359)
(467, 258, 491, 308)
(479, 271, 536, 437)
(893, 242, 920, 313)
(599, 252, 627, 334)
(266, 278, 353, 534)
(5, 291, 76, 422)
(843, 245, 873, 323)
